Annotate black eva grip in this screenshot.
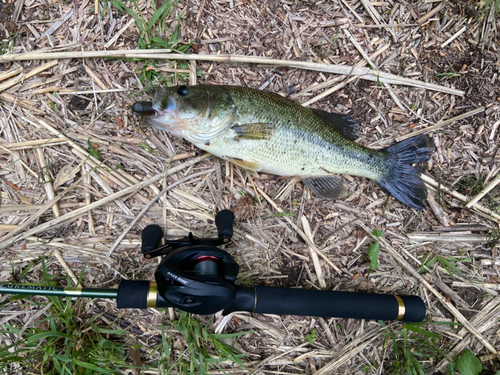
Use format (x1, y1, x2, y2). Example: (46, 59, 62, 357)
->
(225, 286, 425, 322)
(117, 280, 170, 309)
(117, 280, 150, 308)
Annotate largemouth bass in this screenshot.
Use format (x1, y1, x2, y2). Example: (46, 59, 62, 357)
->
(133, 85, 433, 210)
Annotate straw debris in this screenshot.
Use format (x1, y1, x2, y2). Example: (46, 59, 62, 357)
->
(1, 0, 500, 373)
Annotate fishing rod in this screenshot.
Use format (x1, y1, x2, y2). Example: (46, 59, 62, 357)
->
(0, 210, 426, 322)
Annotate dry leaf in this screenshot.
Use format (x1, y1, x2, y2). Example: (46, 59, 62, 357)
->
(53, 161, 81, 189)
(231, 196, 255, 221)
(129, 347, 142, 375)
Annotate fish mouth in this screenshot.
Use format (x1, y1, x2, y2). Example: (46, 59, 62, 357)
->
(144, 95, 179, 130)
(143, 96, 196, 140)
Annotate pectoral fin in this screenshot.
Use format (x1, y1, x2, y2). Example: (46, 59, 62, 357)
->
(232, 123, 275, 140)
(226, 157, 261, 176)
(302, 176, 348, 200)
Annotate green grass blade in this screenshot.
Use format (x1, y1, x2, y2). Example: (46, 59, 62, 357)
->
(27, 331, 70, 343)
(148, 0, 173, 29)
(209, 331, 256, 340)
(403, 324, 441, 339)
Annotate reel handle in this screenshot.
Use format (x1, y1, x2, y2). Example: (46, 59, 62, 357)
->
(223, 286, 426, 322)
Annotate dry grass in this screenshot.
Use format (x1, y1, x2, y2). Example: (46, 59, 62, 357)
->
(1, 0, 500, 373)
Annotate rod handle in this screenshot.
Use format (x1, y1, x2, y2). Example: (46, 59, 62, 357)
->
(117, 280, 169, 308)
(223, 286, 425, 322)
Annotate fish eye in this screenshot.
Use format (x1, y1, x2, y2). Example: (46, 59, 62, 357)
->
(177, 85, 189, 96)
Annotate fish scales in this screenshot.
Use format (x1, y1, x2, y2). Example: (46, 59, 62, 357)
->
(206, 86, 386, 180)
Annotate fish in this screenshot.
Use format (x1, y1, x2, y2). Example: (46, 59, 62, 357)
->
(133, 84, 434, 210)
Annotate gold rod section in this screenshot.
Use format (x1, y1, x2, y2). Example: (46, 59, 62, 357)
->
(147, 282, 158, 308)
(394, 295, 406, 320)
(64, 287, 83, 295)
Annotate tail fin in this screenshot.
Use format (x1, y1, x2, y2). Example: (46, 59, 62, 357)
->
(377, 135, 434, 210)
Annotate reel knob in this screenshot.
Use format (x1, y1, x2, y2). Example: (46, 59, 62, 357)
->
(215, 210, 235, 242)
(141, 225, 163, 254)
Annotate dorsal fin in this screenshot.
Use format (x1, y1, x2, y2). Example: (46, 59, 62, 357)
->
(310, 109, 359, 141)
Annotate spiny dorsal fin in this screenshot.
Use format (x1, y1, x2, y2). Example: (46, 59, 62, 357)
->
(310, 109, 359, 141)
(232, 123, 275, 140)
(302, 176, 348, 200)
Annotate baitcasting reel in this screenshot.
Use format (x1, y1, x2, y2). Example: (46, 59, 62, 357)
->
(0, 210, 426, 322)
(118, 210, 240, 314)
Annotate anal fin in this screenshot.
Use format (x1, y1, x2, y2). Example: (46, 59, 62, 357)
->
(302, 176, 348, 200)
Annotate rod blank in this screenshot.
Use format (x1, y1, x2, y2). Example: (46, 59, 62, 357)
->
(0, 283, 118, 299)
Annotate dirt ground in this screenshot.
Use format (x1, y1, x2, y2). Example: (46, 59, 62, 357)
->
(1, 0, 500, 374)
